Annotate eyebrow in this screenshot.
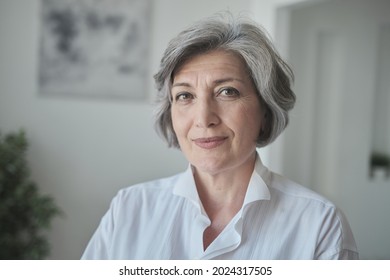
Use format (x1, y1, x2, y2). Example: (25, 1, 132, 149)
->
(172, 77, 245, 88)
(172, 82, 191, 88)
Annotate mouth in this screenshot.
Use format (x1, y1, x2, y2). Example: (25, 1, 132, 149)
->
(192, 136, 228, 149)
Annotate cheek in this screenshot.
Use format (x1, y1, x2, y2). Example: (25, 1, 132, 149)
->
(249, 105, 263, 126)
(239, 105, 263, 140)
(171, 110, 180, 135)
(171, 109, 189, 138)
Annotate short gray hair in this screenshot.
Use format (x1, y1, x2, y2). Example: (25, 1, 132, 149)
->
(153, 13, 296, 148)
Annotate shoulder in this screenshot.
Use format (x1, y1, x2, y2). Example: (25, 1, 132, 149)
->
(111, 172, 185, 208)
(266, 171, 358, 258)
(268, 171, 336, 208)
(269, 171, 358, 245)
(265, 171, 344, 225)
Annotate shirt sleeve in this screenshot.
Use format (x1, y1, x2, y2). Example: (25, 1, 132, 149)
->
(81, 196, 118, 260)
(315, 207, 359, 260)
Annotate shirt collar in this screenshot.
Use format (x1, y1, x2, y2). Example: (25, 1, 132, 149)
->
(172, 165, 204, 211)
(243, 152, 271, 206)
(172, 152, 271, 210)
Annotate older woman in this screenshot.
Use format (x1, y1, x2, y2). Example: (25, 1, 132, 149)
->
(82, 14, 358, 259)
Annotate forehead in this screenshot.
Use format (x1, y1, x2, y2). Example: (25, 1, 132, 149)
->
(173, 50, 249, 81)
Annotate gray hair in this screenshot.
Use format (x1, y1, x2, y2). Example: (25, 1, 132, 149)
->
(153, 13, 296, 148)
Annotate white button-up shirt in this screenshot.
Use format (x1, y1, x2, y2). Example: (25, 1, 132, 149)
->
(81, 154, 358, 259)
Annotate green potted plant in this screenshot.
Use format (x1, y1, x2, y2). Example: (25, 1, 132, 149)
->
(0, 130, 62, 259)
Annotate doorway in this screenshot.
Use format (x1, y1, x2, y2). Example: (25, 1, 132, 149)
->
(276, 0, 390, 259)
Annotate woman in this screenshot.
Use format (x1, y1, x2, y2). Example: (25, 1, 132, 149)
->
(82, 14, 358, 259)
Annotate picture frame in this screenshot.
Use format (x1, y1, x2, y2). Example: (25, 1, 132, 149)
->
(38, 0, 151, 100)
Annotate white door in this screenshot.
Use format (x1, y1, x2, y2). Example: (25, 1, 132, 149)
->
(278, 0, 390, 259)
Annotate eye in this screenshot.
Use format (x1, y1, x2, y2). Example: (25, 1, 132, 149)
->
(174, 92, 194, 103)
(217, 87, 240, 98)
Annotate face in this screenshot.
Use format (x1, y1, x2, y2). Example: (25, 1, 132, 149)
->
(171, 50, 264, 176)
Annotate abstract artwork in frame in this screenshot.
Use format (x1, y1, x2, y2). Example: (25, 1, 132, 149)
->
(38, 0, 151, 100)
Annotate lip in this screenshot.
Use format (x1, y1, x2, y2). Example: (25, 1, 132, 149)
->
(192, 136, 228, 149)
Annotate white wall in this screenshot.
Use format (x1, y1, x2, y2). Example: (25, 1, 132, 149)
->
(0, 0, 254, 259)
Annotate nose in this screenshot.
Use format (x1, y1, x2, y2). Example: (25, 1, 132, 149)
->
(195, 98, 221, 128)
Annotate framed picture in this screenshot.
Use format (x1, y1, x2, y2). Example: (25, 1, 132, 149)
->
(38, 0, 151, 100)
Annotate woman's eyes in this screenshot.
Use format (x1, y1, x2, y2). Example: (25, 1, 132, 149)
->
(217, 87, 240, 97)
(173, 87, 240, 103)
(174, 92, 193, 102)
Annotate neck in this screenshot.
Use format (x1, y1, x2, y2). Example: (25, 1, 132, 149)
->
(193, 152, 257, 250)
(193, 152, 257, 217)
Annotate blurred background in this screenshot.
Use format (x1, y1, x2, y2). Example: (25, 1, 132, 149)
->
(0, 0, 389, 259)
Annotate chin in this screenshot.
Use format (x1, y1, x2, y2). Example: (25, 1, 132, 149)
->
(191, 158, 229, 174)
